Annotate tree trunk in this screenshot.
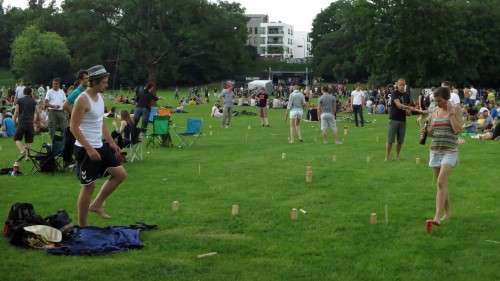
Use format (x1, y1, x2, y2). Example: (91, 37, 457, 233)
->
(147, 63, 158, 84)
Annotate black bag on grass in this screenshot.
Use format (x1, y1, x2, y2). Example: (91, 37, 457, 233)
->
(3, 203, 46, 247)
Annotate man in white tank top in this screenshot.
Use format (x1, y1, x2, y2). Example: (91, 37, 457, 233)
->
(70, 65, 127, 227)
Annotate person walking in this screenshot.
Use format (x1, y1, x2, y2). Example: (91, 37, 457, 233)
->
(385, 78, 418, 161)
(13, 87, 38, 159)
(256, 88, 270, 127)
(220, 81, 235, 128)
(318, 86, 342, 144)
(350, 83, 365, 127)
(285, 84, 306, 143)
(70, 65, 127, 227)
(422, 87, 463, 227)
(45, 78, 67, 142)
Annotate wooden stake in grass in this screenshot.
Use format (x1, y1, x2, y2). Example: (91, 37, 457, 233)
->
(290, 208, 298, 220)
(416, 157, 421, 165)
(282, 152, 286, 160)
(198, 163, 201, 176)
(197, 252, 218, 259)
(384, 205, 389, 224)
(370, 213, 377, 224)
(172, 201, 180, 212)
(305, 165, 313, 184)
(344, 126, 348, 136)
(231, 204, 239, 216)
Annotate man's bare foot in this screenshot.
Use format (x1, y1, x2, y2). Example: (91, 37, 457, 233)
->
(89, 205, 112, 219)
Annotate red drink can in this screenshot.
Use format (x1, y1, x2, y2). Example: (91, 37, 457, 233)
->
(426, 220, 433, 234)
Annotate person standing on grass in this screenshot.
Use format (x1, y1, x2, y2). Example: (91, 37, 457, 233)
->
(220, 81, 235, 128)
(134, 82, 158, 133)
(318, 86, 342, 144)
(385, 78, 418, 161)
(256, 87, 270, 127)
(285, 84, 306, 143)
(45, 78, 67, 142)
(350, 83, 365, 127)
(63, 70, 89, 168)
(422, 87, 463, 227)
(14, 80, 25, 104)
(13, 87, 38, 159)
(70, 65, 127, 227)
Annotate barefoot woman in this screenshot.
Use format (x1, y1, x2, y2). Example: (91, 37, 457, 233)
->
(70, 65, 127, 226)
(424, 87, 463, 226)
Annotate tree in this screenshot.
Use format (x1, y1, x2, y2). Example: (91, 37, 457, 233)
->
(11, 25, 71, 84)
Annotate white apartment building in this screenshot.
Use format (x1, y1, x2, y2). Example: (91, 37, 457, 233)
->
(293, 31, 312, 59)
(246, 15, 295, 60)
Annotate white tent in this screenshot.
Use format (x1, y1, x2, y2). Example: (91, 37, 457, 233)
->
(247, 80, 273, 95)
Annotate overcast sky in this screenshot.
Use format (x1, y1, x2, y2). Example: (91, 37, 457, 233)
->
(3, 0, 333, 32)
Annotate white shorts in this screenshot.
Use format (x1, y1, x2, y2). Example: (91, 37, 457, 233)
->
(320, 113, 336, 131)
(429, 151, 458, 168)
(289, 109, 303, 119)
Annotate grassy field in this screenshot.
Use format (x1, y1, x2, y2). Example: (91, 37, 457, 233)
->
(0, 91, 499, 281)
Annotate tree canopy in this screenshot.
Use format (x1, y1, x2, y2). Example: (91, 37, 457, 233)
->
(0, 0, 252, 87)
(311, 0, 500, 87)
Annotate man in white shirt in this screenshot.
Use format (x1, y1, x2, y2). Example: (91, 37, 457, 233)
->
(14, 80, 26, 103)
(441, 81, 461, 106)
(45, 77, 67, 141)
(470, 85, 478, 105)
(350, 83, 365, 127)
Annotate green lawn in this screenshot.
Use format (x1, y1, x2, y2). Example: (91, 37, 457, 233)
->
(0, 91, 499, 281)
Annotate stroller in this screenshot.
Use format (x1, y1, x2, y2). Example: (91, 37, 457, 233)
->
(28, 134, 65, 174)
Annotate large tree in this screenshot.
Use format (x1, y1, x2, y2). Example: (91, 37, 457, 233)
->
(61, 0, 249, 85)
(10, 25, 72, 83)
(312, 0, 500, 87)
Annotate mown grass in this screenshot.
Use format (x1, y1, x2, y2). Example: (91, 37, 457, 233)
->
(0, 90, 498, 281)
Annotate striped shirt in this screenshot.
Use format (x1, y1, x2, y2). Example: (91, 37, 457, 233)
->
(431, 116, 457, 151)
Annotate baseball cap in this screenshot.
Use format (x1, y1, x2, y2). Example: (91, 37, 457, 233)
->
(479, 107, 489, 114)
(87, 65, 109, 79)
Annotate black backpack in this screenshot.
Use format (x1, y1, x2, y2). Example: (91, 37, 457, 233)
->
(3, 203, 46, 247)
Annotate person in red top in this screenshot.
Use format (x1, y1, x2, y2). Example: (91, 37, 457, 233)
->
(256, 87, 270, 127)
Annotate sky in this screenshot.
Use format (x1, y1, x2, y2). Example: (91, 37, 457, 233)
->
(3, 0, 333, 32)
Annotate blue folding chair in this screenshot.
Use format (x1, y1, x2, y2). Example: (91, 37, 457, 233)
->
(173, 118, 203, 148)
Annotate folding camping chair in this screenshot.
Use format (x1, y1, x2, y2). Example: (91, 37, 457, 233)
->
(125, 125, 143, 162)
(172, 118, 203, 148)
(28, 133, 65, 174)
(146, 115, 172, 147)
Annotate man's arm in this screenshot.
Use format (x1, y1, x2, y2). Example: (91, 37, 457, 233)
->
(394, 98, 413, 111)
(13, 104, 19, 124)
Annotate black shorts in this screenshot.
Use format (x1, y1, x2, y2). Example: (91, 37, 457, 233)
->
(14, 123, 34, 143)
(74, 143, 121, 186)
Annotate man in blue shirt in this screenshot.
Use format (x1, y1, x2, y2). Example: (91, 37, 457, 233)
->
(1, 111, 16, 137)
(63, 70, 89, 167)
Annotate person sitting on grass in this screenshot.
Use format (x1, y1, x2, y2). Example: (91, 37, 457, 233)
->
(211, 103, 223, 118)
(112, 110, 135, 148)
(477, 107, 494, 132)
(1, 111, 16, 138)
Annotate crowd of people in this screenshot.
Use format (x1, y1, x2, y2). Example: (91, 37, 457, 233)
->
(2, 69, 498, 231)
